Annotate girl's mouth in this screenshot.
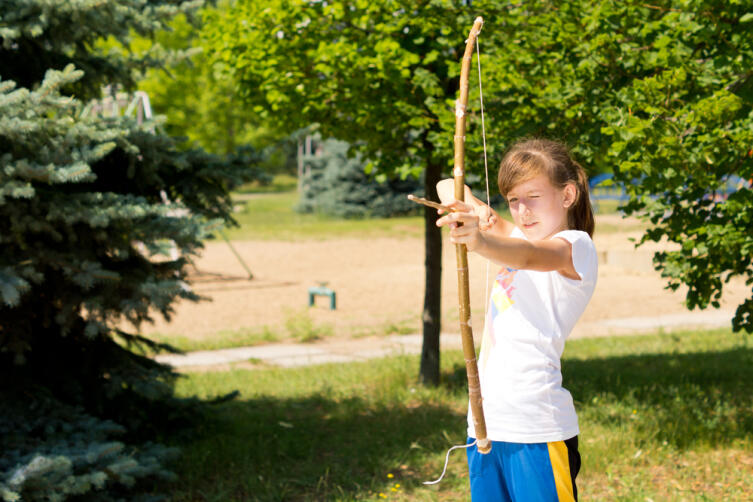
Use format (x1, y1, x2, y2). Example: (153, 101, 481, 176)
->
(523, 222, 538, 228)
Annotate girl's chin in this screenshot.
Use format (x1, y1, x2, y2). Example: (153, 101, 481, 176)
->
(521, 229, 543, 240)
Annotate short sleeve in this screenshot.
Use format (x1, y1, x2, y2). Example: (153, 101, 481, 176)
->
(552, 230, 598, 283)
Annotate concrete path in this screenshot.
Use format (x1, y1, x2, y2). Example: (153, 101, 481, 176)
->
(155, 309, 736, 370)
(155, 334, 459, 369)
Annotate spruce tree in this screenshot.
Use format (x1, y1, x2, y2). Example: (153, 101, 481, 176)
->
(297, 138, 421, 218)
(0, 1, 259, 499)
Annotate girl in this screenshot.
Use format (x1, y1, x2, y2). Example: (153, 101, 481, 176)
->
(435, 138, 597, 501)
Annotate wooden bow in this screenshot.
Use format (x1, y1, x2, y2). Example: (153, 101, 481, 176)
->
(454, 17, 490, 454)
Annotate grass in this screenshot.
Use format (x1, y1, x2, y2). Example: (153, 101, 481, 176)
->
(144, 326, 280, 354)
(222, 191, 426, 241)
(347, 318, 419, 339)
(235, 174, 299, 194)
(144, 309, 336, 353)
(221, 189, 640, 242)
(284, 307, 334, 342)
(164, 328, 753, 501)
(591, 198, 625, 215)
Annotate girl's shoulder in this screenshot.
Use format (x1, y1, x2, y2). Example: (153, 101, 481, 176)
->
(552, 229, 594, 245)
(551, 230, 598, 283)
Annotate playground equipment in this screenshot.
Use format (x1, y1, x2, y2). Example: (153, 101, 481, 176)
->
(308, 282, 336, 310)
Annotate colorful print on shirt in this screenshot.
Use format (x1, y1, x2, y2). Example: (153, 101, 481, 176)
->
(479, 267, 517, 370)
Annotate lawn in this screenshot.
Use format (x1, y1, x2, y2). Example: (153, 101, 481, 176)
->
(223, 190, 426, 241)
(221, 181, 644, 242)
(164, 328, 753, 501)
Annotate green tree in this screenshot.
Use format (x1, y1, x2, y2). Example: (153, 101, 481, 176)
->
(205, 0, 511, 385)
(130, 5, 298, 175)
(476, 1, 753, 332)
(0, 0, 259, 498)
(133, 9, 261, 155)
(597, 3, 753, 333)
(297, 137, 422, 218)
(207, 0, 753, 393)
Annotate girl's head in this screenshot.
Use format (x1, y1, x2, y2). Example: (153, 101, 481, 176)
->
(498, 138, 594, 240)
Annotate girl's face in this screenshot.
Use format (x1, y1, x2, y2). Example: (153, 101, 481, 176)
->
(506, 173, 575, 241)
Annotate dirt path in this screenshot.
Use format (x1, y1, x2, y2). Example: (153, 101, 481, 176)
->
(138, 214, 749, 345)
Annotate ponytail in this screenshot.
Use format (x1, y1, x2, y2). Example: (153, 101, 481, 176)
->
(570, 160, 595, 237)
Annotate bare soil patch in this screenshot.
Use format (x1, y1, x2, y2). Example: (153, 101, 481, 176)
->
(138, 215, 749, 345)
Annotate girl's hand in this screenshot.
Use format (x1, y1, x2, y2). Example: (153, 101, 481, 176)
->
(475, 204, 497, 231)
(436, 180, 496, 231)
(435, 200, 485, 252)
(436, 202, 496, 231)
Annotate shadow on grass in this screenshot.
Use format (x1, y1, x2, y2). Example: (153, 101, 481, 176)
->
(167, 344, 753, 500)
(167, 394, 465, 501)
(444, 345, 753, 450)
(562, 346, 753, 448)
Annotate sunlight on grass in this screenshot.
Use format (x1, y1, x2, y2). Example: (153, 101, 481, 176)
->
(283, 307, 333, 342)
(592, 198, 624, 214)
(221, 190, 636, 242)
(222, 191, 425, 241)
(167, 328, 753, 501)
(145, 326, 279, 354)
(235, 174, 298, 194)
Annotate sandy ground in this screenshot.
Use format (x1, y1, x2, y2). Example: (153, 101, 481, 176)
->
(138, 214, 750, 344)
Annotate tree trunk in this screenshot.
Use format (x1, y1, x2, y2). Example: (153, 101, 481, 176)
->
(419, 159, 443, 386)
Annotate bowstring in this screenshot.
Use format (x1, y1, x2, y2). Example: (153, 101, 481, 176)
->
(476, 34, 493, 331)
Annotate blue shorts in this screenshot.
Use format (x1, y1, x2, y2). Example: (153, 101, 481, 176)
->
(466, 436, 581, 501)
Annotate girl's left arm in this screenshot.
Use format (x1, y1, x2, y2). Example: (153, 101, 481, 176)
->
(437, 203, 579, 279)
(477, 233, 579, 279)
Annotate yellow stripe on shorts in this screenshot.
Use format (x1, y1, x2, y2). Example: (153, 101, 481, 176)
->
(547, 440, 575, 502)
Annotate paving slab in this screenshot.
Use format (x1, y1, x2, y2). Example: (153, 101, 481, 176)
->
(156, 344, 328, 367)
(384, 334, 463, 348)
(273, 353, 355, 368)
(154, 312, 736, 370)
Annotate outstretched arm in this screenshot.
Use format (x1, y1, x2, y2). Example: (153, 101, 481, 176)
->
(436, 200, 579, 279)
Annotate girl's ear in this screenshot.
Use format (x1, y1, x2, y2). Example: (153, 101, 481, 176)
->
(562, 183, 577, 209)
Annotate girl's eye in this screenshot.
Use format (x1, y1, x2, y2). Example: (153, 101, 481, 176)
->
(508, 198, 517, 204)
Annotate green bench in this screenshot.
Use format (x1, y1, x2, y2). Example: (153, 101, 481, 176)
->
(308, 282, 336, 310)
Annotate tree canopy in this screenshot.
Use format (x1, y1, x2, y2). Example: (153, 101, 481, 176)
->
(208, 1, 420, 173)
(205, 0, 515, 383)
(479, 1, 753, 331)
(208, 0, 753, 345)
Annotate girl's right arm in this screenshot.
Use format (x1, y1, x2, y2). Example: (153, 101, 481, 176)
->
(436, 179, 515, 238)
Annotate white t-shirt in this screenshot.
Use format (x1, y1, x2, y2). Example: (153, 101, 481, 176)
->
(467, 227, 598, 443)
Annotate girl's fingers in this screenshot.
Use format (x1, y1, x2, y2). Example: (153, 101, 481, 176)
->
(478, 206, 497, 223)
(480, 214, 496, 230)
(446, 199, 473, 212)
(436, 210, 477, 227)
(451, 225, 477, 237)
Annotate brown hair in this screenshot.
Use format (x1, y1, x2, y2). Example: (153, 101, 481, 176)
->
(497, 138, 594, 236)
